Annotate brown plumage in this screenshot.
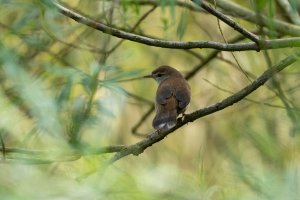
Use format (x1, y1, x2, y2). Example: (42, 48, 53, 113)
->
(144, 65, 191, 130)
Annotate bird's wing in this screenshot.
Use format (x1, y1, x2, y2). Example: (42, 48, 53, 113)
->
(155, 83, 173, 105)
(153, 96, 177, 130)
(174, 80, 191, 109)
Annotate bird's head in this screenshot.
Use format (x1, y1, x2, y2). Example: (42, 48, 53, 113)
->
(144, 65, 182, 84)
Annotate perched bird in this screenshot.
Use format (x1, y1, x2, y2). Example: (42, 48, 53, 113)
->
(144, 65, 191, 130)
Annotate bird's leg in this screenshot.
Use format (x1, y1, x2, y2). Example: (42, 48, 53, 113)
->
(177, 112, 186, 123)
(181, 112, 187, 121)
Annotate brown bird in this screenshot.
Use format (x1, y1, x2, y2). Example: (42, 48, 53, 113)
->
(144, 65, 191, 130)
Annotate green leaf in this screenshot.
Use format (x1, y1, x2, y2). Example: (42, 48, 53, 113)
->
(176, 12, 187, 40)
(57, 78, 73, 107)
(253, 0, 268, 11)
(95, 101, 115, 118)
(23, 33, 50, 50)
(159, 0, 176, 19)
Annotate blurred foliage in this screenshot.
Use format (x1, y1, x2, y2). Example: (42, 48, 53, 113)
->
(0, 0, 300, 199)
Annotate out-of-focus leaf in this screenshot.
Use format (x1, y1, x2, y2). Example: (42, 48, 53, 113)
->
(89, 61, 102, 77)
(159, 0, 176, 19)
(68, 96, 86, 144)
(40, 5, 67, 39)
(39, 0, 57, 9)
(253, 0, 276, 36)
(253, 0, 268, 11)
(0, 45, 64, 138)
(130, 0, 140, 15)
(81, 75, 92, 95)
(245, 127, 281, 163)
(57, 78, 73, 107)
(104, 68, 143, 82)
(160, 17, 169, 31)
(23, 33, 50, 50)
(176, 11, 187, 40)
(12, 9, 39, 31)
(80, 62, 103, 94)
(95, 100, 115, 118)
(121, 0, 129, 13)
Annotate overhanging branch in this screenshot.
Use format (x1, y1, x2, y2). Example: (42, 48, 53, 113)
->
(52, 2, 300, 51)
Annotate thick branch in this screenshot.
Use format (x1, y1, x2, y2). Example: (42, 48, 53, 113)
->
(52, 2, 300, 51)
(108, 50, 300, 164)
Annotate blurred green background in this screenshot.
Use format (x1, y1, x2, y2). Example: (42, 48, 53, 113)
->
(0, 0, 300, 199)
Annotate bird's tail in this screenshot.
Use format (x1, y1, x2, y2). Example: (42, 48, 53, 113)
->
(153, 97, 177, 130)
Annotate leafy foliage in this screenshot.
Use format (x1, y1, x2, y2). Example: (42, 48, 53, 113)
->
(0, 0, 300, 199)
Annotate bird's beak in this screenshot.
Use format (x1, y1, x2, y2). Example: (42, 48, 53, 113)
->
(143, 74, 153, 78)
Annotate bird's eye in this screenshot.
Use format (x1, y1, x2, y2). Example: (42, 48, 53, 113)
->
(157, 73, 163, 77)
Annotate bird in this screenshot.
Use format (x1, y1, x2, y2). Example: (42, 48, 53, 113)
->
(144, 65, 191, 130)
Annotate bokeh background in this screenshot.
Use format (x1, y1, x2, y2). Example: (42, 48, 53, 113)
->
(1, 0, 300, 199)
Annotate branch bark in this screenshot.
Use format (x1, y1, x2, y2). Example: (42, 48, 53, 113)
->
(52, 2, 300, 51)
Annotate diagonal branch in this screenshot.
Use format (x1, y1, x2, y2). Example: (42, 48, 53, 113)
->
(108, 49, 300, 164)
(191, 0, 260, 47)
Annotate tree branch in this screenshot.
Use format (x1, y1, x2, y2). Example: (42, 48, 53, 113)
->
(52, 2, 300, 51)
(109, 0, 300, 37)
(0, 145, 125, 164)
(191, 0, 260, 47)
(108, 49, 300, 164)
(277, 0, 300, 25)
(114, 0, 205, 12)
(206, 0, 300, 37)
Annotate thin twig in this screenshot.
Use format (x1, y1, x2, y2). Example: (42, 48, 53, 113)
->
(263, 51, 299, 136)
(107, 5, 157, 54)
(184, 50, 204, 61)
(277, 0, 300, 25)
(131, 104, 155, 135)
(213, 0, 252, 82)
(206, 0, 300, 37)
(202, 78, 300, 110)
(0, 132, 5, 160)
(192, 0, 260, 48)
